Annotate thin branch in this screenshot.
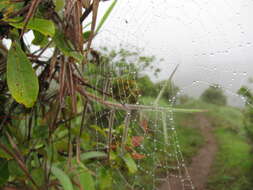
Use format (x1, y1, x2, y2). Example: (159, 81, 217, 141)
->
(76, 85, 206, 113)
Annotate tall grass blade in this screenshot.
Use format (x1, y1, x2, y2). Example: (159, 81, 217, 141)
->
(154, 64, 179, 105)
(95, 0, 117, 34)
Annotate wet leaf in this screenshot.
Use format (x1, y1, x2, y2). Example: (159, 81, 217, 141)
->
(51, 165, 74, 190)
(83, 30, 91, 40)
(96, 0, 117, 34)
(7, 42, 39, 108)
(53, 30, 83, 63)
(32, 31, 49, 47)
(97, 167, 112, 190)
(7, 17, 55, 37)
(80, 151, 107, 161)
(0, 158, 9, 186)
(79, 171, 95, 190)
(122, 153, 137, 174)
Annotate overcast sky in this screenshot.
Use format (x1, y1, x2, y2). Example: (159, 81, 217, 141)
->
(94, 0, 253, 106)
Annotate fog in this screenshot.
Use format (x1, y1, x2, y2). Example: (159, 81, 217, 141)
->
(94, 0, 253, 106)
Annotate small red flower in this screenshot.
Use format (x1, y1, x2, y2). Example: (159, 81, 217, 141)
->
(132, 136, 144, 147)
(131, 152, 146, 160)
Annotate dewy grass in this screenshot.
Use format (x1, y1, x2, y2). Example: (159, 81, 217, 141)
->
(207, 127, 253, 190)
(177, 99, 253, 190)
(190, 100, 253, 190)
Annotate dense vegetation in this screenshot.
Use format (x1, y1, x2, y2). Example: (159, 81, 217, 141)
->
(182, 99, 253, 190)
(0, 0, 253, 190)
(201, 85, 227, 106)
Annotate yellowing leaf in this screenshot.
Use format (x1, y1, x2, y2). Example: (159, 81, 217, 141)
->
(7, 42, 39, 108)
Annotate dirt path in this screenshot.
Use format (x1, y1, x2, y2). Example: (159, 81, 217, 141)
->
(160, 114, 217, 190)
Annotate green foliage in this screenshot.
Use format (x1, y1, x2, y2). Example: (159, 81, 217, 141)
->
(80, 151, 107, 161)
(122, 153, 138, 174)
(6, 17, 55, 37)
(238, 86, 253, 105)
(53, 30, 84, 62)
(112, 78, 140, 104)
(79, 171, 95, 190)
(208, 128, 253, 190)
(7, 42, 39, 107)
(182, 99, 253, 190)
(95, 0, 117, 34)
(201, 85, 227, 106)
(137, 76, 156, 97)
(51, 165, 74, 190)
(0, 1, 207, 189)
(237, 86, 253, 139)
(0, 159, 9, 186)
(155, 80, 179, 100)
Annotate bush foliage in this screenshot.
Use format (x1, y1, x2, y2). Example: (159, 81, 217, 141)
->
(201, 85, 227, 106)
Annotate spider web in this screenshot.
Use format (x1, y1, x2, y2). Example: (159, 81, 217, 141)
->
(87, 0, 253, 189)
(3, 0, 252, 189)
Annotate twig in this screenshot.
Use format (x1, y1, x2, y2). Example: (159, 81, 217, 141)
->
(19, 0, 42, 39)
(87, 0, 100, 50)
(76, 85, 206, 113)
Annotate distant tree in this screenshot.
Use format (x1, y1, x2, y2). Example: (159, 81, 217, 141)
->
(201, 85, 227, 106)
(178, 94, 191, 104)
(137, 75, 156, 97)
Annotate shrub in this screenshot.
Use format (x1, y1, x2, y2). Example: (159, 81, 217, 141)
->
(201, 85, 227, 106)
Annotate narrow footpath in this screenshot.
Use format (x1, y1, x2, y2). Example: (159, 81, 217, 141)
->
(160, 114, 218, 190)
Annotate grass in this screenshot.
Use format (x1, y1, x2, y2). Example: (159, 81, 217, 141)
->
(140, 96, 204, 161)
(113, 96, 204, 189)
(180, 99, 253, 190)
(130, 97, 253, 190)
(207, 127, 253, 190)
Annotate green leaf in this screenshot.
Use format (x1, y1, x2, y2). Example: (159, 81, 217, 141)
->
(53, 30, 83, 63)
(7, 42, 39, 108)
(8, 160, 24, 178)
(0, 1, 24, 14)
(80, 151, 107, 161)
(83, 31, 91, 40)
(51, 165, 74, 190)
(90, 125, 107, 137)
(79, 171, 95, 190)
(97, 167, 112, 190)
(0, 159, 9, 186)
(0, 137, 12, 159)
(96, 0, 117, 34)
(7, 17, 55, 37)
(53, 0, 65, 12)
(0, 1, 9, 10)
(32, 31, 49, 47)
(30, 168, 44, 187)
(170, 108, 207, 113)
(122, 153, 137, 174)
